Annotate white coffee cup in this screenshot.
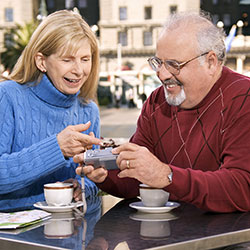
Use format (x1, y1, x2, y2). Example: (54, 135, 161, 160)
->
(44, 182, 73, 206)
(139, 184, 169, 207)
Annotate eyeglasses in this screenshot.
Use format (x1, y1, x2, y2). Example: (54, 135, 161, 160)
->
(147, 52, 209, 75)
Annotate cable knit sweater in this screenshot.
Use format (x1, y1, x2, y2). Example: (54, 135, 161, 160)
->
(0, 74, 100, 212)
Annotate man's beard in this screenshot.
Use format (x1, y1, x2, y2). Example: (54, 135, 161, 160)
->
(163, 79, 186, 106)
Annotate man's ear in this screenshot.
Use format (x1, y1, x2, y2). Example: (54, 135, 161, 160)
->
(206, 51, 218, 74)
(34, 52, 47, 73)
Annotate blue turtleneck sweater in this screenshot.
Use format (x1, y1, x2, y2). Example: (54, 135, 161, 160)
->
(0, 75, 100, 211)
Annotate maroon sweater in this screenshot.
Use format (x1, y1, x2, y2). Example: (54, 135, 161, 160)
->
(98, 67, 250, 212)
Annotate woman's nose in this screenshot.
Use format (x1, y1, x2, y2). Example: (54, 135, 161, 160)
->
(72, 61, 83, 75)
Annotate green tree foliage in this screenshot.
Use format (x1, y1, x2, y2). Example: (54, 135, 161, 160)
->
(1, 20, 38, 71)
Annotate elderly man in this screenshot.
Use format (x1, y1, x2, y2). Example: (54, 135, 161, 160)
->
(75, 11, 250, 213)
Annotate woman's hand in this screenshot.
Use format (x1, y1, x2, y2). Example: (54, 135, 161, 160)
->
(74, 154, 108, 183)
(57, 121, 102, 157)
(63, 178, 82, 202)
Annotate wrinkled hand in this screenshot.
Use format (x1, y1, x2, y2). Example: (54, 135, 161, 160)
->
(113, 142, 171, 188)
(74, 154, 108, 183)
(57, 121, 102, 157)
(63, 178, 82, 202)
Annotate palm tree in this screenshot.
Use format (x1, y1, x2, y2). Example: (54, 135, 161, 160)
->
(1, 20, 38, 71)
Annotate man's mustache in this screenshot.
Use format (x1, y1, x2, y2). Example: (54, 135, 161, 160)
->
(162, 79, 182, 86)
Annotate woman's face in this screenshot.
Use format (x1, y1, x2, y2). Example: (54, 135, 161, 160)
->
(42, 39, 92, 95)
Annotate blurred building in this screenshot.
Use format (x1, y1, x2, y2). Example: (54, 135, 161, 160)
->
(98, 0, 200, 73)
(45, 0, 99, 27)
(0, 0, 39, 67)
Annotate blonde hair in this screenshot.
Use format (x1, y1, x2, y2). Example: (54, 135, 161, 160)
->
(6, 10, 99, 102)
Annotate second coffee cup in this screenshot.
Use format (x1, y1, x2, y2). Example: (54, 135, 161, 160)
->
(139, 184, 169, 207)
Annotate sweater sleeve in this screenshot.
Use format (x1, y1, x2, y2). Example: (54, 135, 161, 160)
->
(0, 91, 66, 194)
(97, 170, 140, 198)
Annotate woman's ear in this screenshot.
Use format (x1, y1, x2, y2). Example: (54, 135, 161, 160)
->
(34, 52, 47, 73)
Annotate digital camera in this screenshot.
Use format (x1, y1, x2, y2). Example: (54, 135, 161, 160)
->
(84, 147, 118, 170)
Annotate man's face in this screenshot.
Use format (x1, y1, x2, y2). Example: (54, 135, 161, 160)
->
(156, 28, 212, 109)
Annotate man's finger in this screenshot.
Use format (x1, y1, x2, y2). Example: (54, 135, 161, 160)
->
(76, 165, 94, 175)
(112, 142, 139, 154)
(73, 154, 84, 164)
(117, 168, 134, 179)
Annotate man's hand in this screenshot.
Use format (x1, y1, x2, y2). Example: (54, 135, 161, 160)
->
(57, 121, 102, 157)
(112, 142, 171, 188)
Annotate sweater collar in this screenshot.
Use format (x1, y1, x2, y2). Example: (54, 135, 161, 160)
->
(30, 74, 79, 107)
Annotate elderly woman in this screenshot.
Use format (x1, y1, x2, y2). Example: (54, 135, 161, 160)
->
(0, 10, 101, 211)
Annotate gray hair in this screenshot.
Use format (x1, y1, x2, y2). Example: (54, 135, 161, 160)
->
(161, 11, 226, 64)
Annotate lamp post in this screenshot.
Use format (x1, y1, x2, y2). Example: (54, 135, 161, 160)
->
(37, 0, 48, 21)
(217, 21, 224, 29)
(117, 43, 122, 71)
(237, 20, 244, 35)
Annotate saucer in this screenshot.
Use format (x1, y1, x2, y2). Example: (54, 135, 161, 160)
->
(34, 201, 83, 213)
(129, 201, 180, 214)
(50, 212, 75, 221)
(130, 211, 178, 221)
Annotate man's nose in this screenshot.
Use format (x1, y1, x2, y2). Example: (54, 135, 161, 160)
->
(157, 65, 173, 82)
